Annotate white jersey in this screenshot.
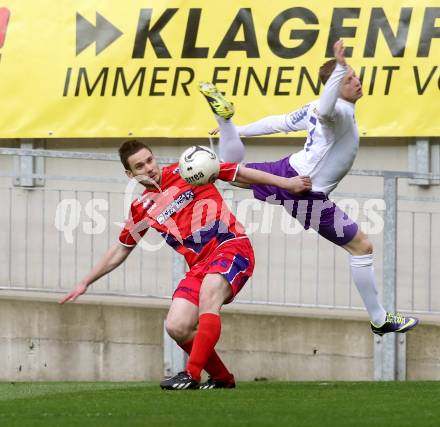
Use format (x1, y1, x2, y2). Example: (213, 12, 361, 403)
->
(237, 63, 359, 195)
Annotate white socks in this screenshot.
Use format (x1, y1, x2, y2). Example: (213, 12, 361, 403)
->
(350, 254, 386, 326)
(215, 116, 245, 163)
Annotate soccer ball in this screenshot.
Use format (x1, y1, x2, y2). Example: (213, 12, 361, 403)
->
(179, 145, 220, 186)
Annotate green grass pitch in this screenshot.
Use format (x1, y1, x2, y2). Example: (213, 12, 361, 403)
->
(1, 381, 439, 427)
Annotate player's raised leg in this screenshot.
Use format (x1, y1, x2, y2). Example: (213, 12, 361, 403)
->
(199, 82, 245, 162)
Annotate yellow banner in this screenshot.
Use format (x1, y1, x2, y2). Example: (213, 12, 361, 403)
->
(0, 1, 439, 138)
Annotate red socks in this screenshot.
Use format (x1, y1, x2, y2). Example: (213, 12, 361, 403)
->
(184, 313, 226, 382)
(180, 338, 232, 382)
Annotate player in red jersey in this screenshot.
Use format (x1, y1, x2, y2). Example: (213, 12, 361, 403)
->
(60, 140, 311, 390)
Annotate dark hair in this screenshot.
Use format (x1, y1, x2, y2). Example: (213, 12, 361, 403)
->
(118, 140, 153, 170)
(319, 59, 337, 85)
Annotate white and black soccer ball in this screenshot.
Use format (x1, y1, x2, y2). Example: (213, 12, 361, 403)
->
(179, 145, 220, 186)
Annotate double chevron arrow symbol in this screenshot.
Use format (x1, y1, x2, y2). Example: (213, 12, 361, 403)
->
(76, 12, 123, 56)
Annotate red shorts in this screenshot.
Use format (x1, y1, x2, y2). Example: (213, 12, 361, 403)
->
(173, 238, 255, 306)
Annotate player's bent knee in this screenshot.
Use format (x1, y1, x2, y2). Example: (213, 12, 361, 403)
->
(357, 232, 373, 255)
(345, 231, 374, 256)
(165, 319, 193, 342)
(353, 239, 373, 256)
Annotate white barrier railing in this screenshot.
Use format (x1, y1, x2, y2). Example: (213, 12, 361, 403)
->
(1, 147, 440, 380)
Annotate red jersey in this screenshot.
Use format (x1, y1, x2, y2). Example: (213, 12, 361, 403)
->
(119, 162, 247, 267)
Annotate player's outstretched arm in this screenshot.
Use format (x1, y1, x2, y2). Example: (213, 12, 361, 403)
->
(236, 113, 305, 137)
(319, 39, 348, 120)
(58, 243, 133, 304)
(209, 107, 309, 138)
(234, 165, 312, 194)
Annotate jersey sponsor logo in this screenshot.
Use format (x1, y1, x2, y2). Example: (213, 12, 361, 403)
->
(156, 189, 194, 225)
(288, 104, 309, 127)
(146, 186, 179, 214)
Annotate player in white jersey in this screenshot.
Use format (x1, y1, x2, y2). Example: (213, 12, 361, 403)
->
(199, 39, 418, 336)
